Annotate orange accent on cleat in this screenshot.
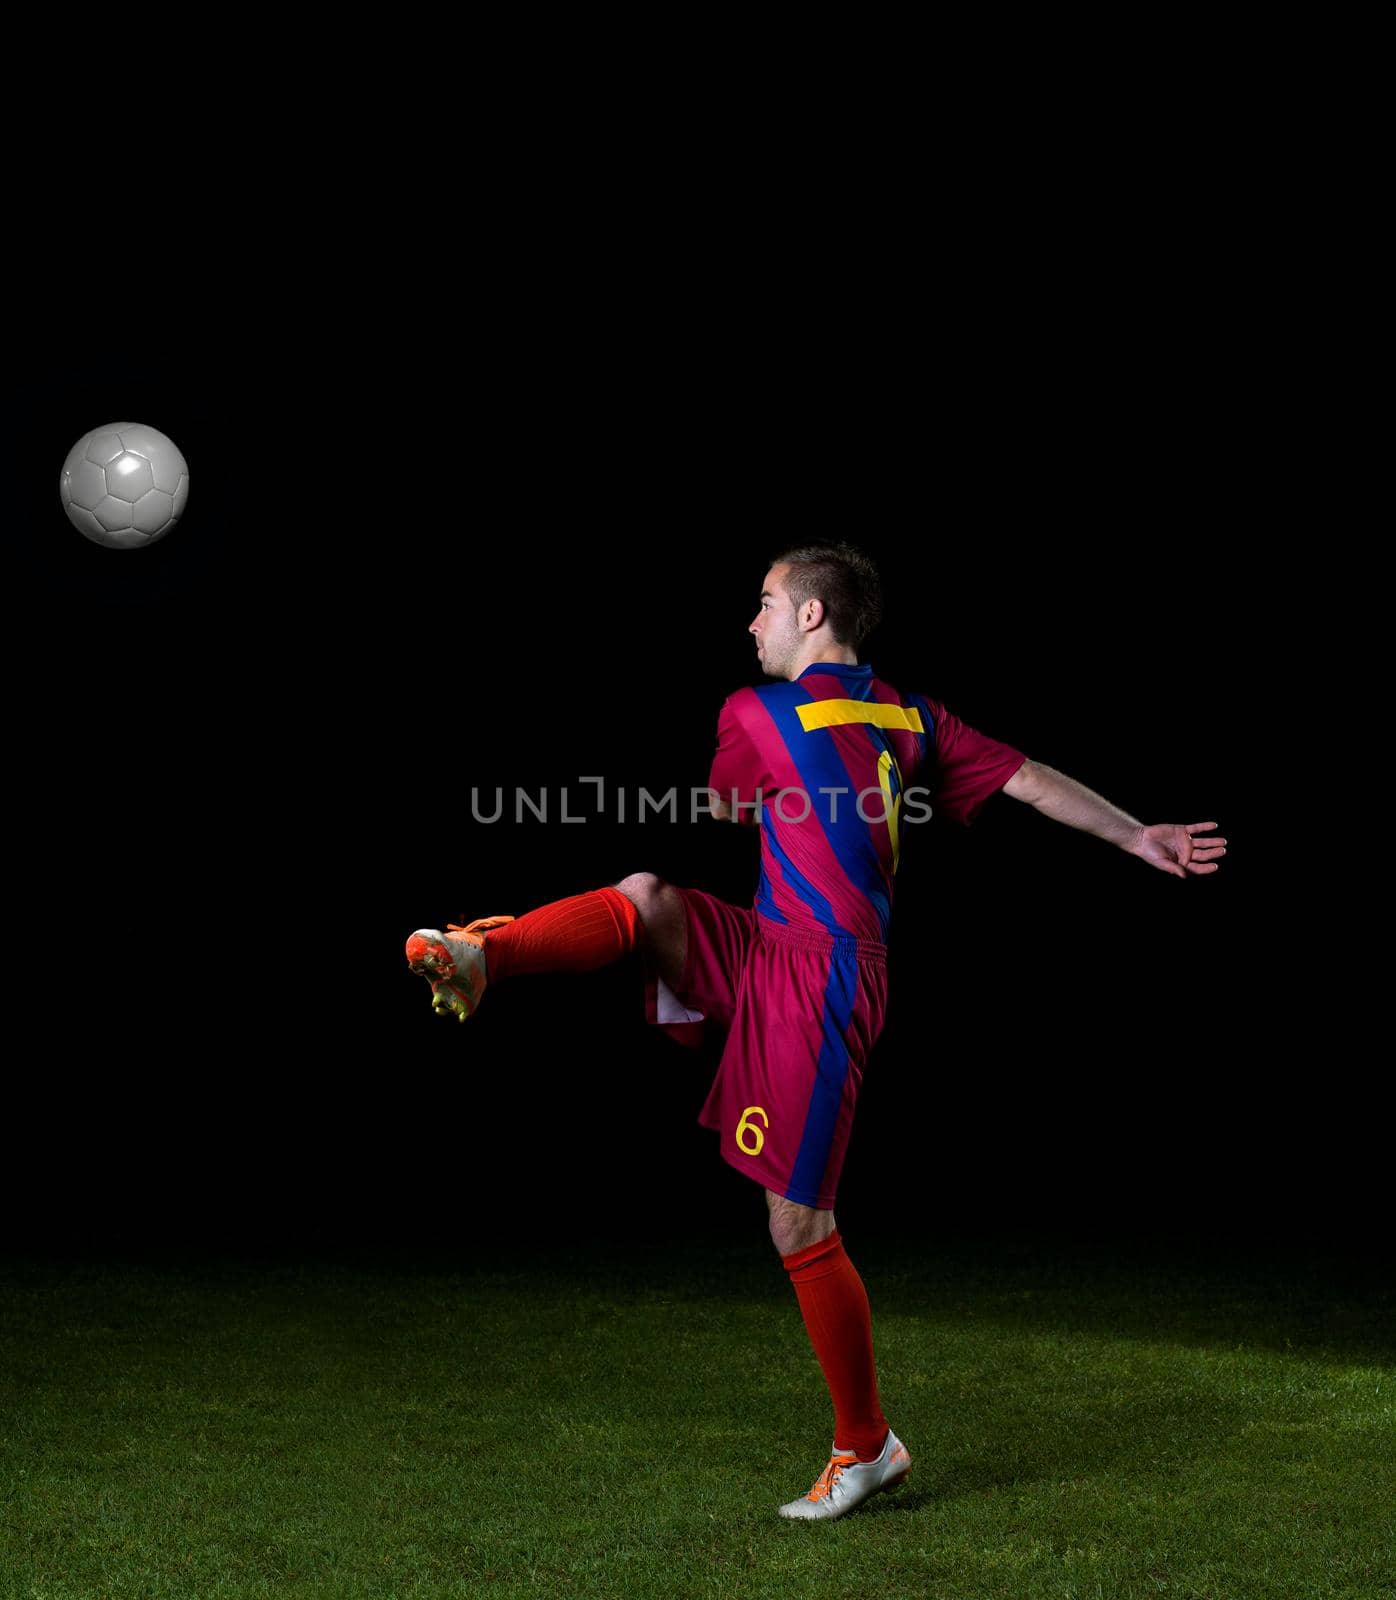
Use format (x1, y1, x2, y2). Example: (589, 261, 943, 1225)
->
(445, 915, 515, 942)
(405, 932, 454, 975)
(805, 1454, 858, 1502)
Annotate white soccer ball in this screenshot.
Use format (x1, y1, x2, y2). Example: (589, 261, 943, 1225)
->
(59, 422, 190, 550)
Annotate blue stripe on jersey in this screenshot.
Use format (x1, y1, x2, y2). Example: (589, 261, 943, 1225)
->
(844, 676, 909, 841)
(908, 693, 935, 769)
(757, 800, 838, 931)
(760, 683, 892, 940)
(788, 944, 858, 1203)
(755, 851, 790, 924)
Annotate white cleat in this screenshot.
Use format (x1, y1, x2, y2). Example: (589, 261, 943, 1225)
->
(404, 916, 514, 1022)
(777, 1428, 911, 1521)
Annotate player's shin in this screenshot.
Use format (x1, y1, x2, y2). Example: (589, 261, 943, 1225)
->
(781, 1229, 890, 1463)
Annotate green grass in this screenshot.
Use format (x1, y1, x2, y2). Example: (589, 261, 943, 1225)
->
(1, 1236, 1391, 1599)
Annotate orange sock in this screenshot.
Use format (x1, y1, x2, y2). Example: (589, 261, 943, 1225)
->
(483, 886, 642, 983)
(782, 1229, 889, 1462)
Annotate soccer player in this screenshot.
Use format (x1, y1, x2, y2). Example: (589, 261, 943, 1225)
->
(405, 543, 1227, 1521)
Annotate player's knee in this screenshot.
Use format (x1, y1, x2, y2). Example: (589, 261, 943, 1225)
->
(769, 1214, 831, 1256)
(766, 1191, 836, 1256)
(614, 872, 669, 920)
(614, 873, 685, 988)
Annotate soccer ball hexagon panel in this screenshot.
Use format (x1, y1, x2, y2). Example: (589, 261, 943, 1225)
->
(59, 422, 189, 549)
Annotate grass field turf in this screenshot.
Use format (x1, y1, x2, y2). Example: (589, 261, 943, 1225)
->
(1, 1233, 1390, 1599)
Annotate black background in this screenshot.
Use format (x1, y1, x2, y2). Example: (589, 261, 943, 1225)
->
(6, 115, 1351, 1268)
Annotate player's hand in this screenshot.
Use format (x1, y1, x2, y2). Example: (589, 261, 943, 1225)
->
(1129, 821, 1227, 879)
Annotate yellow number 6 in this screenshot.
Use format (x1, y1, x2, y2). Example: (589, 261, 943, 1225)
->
(736, 1106, 769, 1156)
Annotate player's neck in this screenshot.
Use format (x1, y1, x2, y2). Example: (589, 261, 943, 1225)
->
(788, 646, 860, 680)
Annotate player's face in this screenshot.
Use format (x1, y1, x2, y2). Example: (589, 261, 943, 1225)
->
(750, 565, 801, 679)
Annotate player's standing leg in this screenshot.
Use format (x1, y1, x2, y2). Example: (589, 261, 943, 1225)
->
(404, 873, 686, 1019)
(770, 1190, 911, 1521)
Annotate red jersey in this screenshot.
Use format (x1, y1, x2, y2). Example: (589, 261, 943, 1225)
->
(707, 661, 1026, 943)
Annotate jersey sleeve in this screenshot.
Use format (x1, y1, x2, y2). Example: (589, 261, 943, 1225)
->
(919, 696, 1027, 826)
(707, 691, 765, 809)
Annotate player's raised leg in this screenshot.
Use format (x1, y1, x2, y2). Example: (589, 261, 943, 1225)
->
(612, 871, 687, 993)
(770, 1190, 910, 1521)
(405, 874, 684, 1022)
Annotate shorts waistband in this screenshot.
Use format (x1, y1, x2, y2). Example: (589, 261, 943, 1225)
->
(756, 913, 887, 964)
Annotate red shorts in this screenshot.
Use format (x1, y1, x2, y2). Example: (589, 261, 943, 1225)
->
(644, 888, 888, 1209)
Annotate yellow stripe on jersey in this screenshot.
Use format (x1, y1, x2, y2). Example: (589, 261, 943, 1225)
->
(795, 700, 925, 734)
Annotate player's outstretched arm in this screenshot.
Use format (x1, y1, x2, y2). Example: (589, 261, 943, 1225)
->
(1003, 760, 1227, 880)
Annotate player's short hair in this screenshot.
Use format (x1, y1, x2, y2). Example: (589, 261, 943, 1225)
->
(770, 542, 884, 648)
